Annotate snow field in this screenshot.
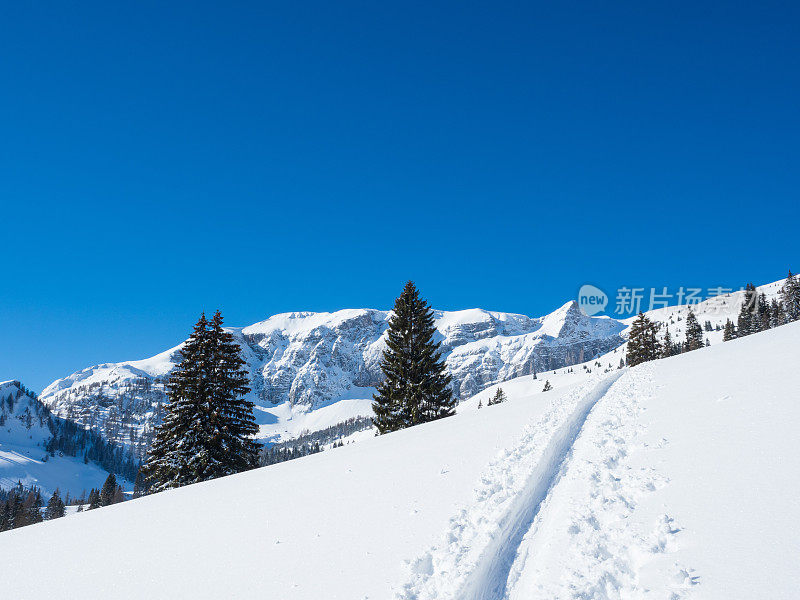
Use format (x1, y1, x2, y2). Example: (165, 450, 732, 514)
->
(3, 320, 800, 599)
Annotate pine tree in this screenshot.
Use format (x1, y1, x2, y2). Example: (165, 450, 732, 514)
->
(684, 309, 704, 352)
(488, 387, 506, 406)
(757, 293, 770, 331)
(542, 380, 553, 392)
(780, 270, 800, 322)
(661, 327, 674, 358)
(142, 311, 260, 492)
(626, 313, 660, 366)
(0, 499, 10, 531)
(132, 469, 147, 499)
(770, 298, 786, 328)
(87, 488, 100, 510)
(203, 310, 261, 477)
(372, 282, 455, 434)
(45, 489, 66, 520)
(99, 473, 117, 507)
(722, 319, 736, 341)
(23, 490, 43, 525)
(737, 283, 757, 336)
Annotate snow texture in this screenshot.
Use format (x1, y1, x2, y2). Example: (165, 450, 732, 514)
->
(3, 320, 799, 598)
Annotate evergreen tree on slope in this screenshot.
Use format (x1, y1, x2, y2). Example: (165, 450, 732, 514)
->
(780, 270, 800, 322)
(684, 308, 705, 352)
(770, 298, 786, 329)
(737, 283, 758, 336)
(722, 319, 736, 341)
(143, 311, 259, 492)
(99, 473, 117, 507)
(45, 489, 66, 520)
(626, 313, 660, 366)
(661, 327, 674, 358)
(488, 387, 506, 406)
(373, 282, 455, 434)
(87, 488, 100, 510)
(202, 310, 260, 478)
(142, 313, 211, 491)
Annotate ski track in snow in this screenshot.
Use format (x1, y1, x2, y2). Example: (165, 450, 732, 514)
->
(504, 364, 697, 599)
(397, 366, 697, 600)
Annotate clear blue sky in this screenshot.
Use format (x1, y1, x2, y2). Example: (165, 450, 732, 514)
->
(2, 1, 798, 392)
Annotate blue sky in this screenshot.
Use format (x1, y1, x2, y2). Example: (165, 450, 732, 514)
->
(2, 1, 798, 391)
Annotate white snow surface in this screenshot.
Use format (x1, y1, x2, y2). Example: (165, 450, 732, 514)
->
(3, 321, 800, 598)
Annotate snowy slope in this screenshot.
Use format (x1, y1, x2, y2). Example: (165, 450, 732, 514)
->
(38, 303, 625, 452)
(3, 321, 799, 598)
(0, 381, 115, 497)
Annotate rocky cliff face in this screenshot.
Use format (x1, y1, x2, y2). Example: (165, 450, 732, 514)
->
(39, 302, 625, 452)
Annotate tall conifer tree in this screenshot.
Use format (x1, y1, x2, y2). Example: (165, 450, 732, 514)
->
(203, 311, 261, 477)
(780, 270, 800, 322)
(684, 308, 705, 352)
(626, 313, 660, 366)
(737, 283, 757, 336)
(722, 319, 736, 341)
(99, 473, 117, 507)
(143, 311, 259, 492)
(373, 282, 455, 434)
(661, 327, 674, 358)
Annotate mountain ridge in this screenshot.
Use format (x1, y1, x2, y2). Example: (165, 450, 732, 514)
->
(38, 302, 626, 454)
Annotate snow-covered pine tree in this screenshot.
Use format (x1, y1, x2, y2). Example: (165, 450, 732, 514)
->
(770, 298, 786, 328)
(626, 312, 660, 366)
(372, 281, 455, 434)
(488, 387, 506, 406)
(99, 473, 117, 507)
(661, 327, 674, 358)
(87, 488, 100, 510)
(757, 293, 770, 331)
(202, 310, 260, 478)
(18, 489, 43, 526)
(142, 313, 210, 490)
(779, 270, 800, 322)
(132, 469, 147, 499)
(684, 309, 704, 352)
(722, 319, 736, 341)
(0, 499, 10, 531)
(737, 283, 757, 336)
(142, 311, 259, 492)
(45, 489, 65, 520)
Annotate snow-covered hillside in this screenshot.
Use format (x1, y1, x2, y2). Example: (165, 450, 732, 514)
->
(4, 321, 799, 598)
(39, 302, 626, 452)
(0, 381, 114, 497)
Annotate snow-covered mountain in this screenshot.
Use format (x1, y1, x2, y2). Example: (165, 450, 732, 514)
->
(0, 381, 114, 497)
(5, 317, 799, 598)
(38, 302, 626, 450)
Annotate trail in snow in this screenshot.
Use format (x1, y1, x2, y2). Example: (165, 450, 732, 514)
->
(504, 364, 697, 599)
(459, 373, 624, 600)
(396, 372, 625, 600)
